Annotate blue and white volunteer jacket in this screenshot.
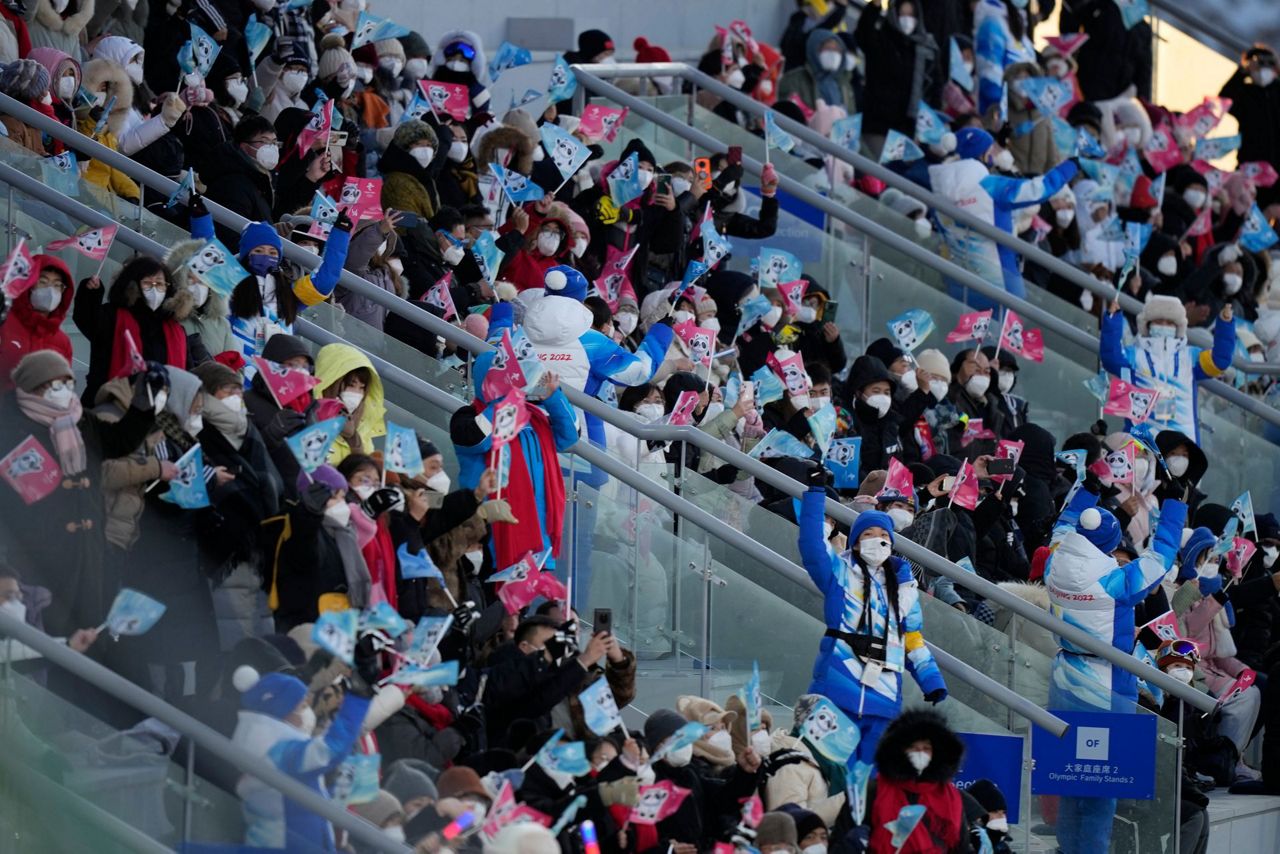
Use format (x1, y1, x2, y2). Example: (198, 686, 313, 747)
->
(1099, 311, 1235, 443)
(491, 297, 674, 486)
(1043, 490, 1186, 712)
(231, 693, 370, 851)
(927, 158, 1077, 309)
(974, 0, 1035, 115)
(798, 489, 946, 720)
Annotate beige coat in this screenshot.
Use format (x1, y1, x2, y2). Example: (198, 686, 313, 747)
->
(763, 731, 845, 826)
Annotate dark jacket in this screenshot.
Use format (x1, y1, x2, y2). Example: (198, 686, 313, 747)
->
(483, 644, 593, 747)
(387, 489, 480, 623)
(1059, 0, 1152, 102)
(204, 142, 276, 246)
(193, 419, 283, 579)
(273, 497, 352, 631)
(243, 334, 317, 497)
(375, 703, 465, 770)
(855, 2, 941, 136)
(1221, 67, 1280, 176)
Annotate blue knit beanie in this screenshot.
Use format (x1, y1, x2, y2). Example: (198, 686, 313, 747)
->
(238, 221, 284, 261)
(1076, 506, 1123, 554)
(544, 264, 589, 302)
(954, 127, 995, 161)
(235, 667, 307, 719)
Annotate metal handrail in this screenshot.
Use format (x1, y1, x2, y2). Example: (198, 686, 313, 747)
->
(0, 612, 411, 853)
(0, 110, 1219, 712)
(569, 60, 1280, 381)
(1147, 0, 1247, 58)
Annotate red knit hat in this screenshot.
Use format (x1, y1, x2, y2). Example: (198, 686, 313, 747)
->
(633, 37, 671, 64)
(1129, 175, 1159, 210)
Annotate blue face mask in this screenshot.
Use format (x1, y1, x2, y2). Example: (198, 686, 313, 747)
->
(246, 253, 280, 277)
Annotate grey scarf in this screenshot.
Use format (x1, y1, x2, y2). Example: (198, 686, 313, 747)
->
(324, 512, 371, 608)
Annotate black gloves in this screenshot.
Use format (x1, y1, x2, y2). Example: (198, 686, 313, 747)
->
(129, 361, 170, 410)
(452, 600, 481, 632)
(924, 688, 947, 705)
(188, 191, 208, 218)
(362, 487, 402, 518)
(263, 408, 306, 443)
(806, 463, 831, 489)
(348, 635, 382, 698)
(333, 208, 354, 233)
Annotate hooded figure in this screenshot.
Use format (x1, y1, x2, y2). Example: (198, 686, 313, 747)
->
(855, 0, 940, 138)
(1099, 293, 1235, 442)
(869, 710, 967, 854)
(29, 0, 95, 57)
(76, 56, 142, 202)
(0, 254, 74, 390)
(798, 492, 946, 763)
(847, 355, 903, 479)
(428, 29, 490, 112)
(775, 27, 855, 114)
(928, 126, 1078, 307)
(28, 46, 81, 129)
(312, 343, 387, 466)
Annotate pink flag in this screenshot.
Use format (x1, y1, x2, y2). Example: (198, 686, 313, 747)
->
(945, 309, 993, 343)
(45, 225, 118, 261)
(776, 279, 808, 317)
(593, 243, 640, 311)
(739, 793, 764, 829)
(424, 271, 458, 320)
(768, 350, 810, 399)
(1174, 99, 1226, 139)
(630, 780, 692, 826)
(1143, 124, 1184, 173)
(1103, 378, 1159, 423)
(689, 202, 714, 244)
(1139, 610, 1183, 645)
(1045, 33, 1089, 56)
(497, 571, 542, 614)
(481, 330, 528, 402)
(578, 104, 629, 142)
(419, 79, 470, 121)
(667, 390, 701, 427)
(1226, 537, 1257, 578)
(0, 435, 62, 505)
(1191, 159, 1228, 193)
(880, 457, 915, 498)
(997, 310, 1042, 361)
(786, 93, 815, 122)
(1029, 215, 1053, 243)
(1183, 205, 1212, 239)
(338, 177, 383, 222)
(992, 438, 1024, 483)
(960, 418, 996, 448)
(296, 100, 333, 155)
(490, 387, 530, 449)
(480, 780, 517, 838)
(1240, 161, 1279, 188)
(535, 570, 567, 602)
(123, 328, 147, 375)
(948, 459, 979, 510)
(0, 240, 36, 300)
(252, 356, 321, 407)
(674, 320, 716, 367)
(1020, 328, 1045, 363)
(1218, 669, 1257, 706)
(1087, 456, 1112, 482)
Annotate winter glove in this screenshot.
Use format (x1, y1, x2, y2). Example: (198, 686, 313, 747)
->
(263, 407, 307, 443)
(924, 688, 947, 705)
(129, 361, 171, 410)
(362, 487, 402, 518)
(806, 463, 831, 489)
(476, 499, 519, 524)
(333, 208, 354, 233)
(348, 635, 382, 698)
(160, 93, 187, 127)
(452, 600, 481, 631)
(188, 190, 208, 218)
(597, 776, 639, 808)
(595, 194, 621, 225)
(301, 481, 335, 515)
(1198, 574, 1224, 596)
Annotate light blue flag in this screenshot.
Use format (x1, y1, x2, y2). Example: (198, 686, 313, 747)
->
(949, 37, 973, 90)
(402, 91, 433, 123)
(361, 602, 409, 638)
(975, 826, 995, 854)
(1133, 640, 1164, 707)
(383, 421, 424, 477)
(390, 660, 460, 687)
(825, 437, 862, 489)
(409, 615, 453, 659)
(103, 588, 166, 637)
(847, 760, 873, 823)
(547, 54, 577, 103)
(886, 804, 927, 848)
(159, 443, 211, 509)
(742, 662, 762, 731)
(736, 293, 776, 339)
(189, 22, 221, 77)
(516, 88, 543, 108)
(702, 218, 733, 269)
(886, 308, 935, 351)
(808, 403, 837, 455)
(1079, 157, 1120, 190)
(245, 15, 272, 63)
(749, 366, 786, 405)
(1116, 147, 1143, 202)
(285, 0, 311, 8)
(550, 795, 588, 836)
(1124, 221, 1153, 264)
(1116, 0, 1149, 31)
(956, 556, 978, 574)
(313, 609, 359, 664)
(177, 41, 196, 76)
(651, 722, 708, 763)
(1150, 171, 1167, 206)
(470, 230, 505, 283)
(1215, 517, 1239, 559)
(1017, 76, 1075, 117)
(92, 94, 116, 138)
(1097, 214, 1125, 243)
(914, 101, 950, 146)
(764, 110, 796, 154)
(680, 258, 710, 290)
(830, 113, 863, 153)
(309, 190, 339, 226)
(538, 737, 592, 777)
(334, 753, 381, 805)
(723, 372, 743, 409)
(186, 238, 250, 298)
(748, 429, 816, 461)
(1050, 116, 1077, 157)
(491, 161, 546, 203)
(397, 542, 444, 581)
(1128, 420, 1166, 470)
(351, 12, 410, 49)
(286, 415, 346, 474)
(879, 128, 925, 164)
(578, 678, 623, 736)
(1077, 126, 1107, 159)
(799, 696, 860, 763)
(756, 247, 803, 288)
(1231, 491, 1257, 537)
(511, 326, 546, 388)
(489, 41, 533, 80)
(608, 152, 645, 207)
(539, 121, 590, 180)
(1083, 369, 1111, 404)
(41, 152, 79, 198)
(1240, 203, 1279, 252)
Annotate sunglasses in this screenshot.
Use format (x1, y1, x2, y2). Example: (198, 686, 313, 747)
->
(1159, 639, 1201, 661)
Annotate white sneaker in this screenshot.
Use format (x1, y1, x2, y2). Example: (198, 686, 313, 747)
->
(1234, 760, 1262, 782)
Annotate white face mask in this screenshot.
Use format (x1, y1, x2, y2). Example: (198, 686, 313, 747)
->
(446, 59, 471, 74)
(725, 67, 746, 89)
(353, 483, 375, 501)
(997, 371, 1016, 393)
(339, 390, 364, 412)
(425, 470, 451, 494)
(126, 63, 144, 86)
(1197, 558, 1219, 579)
(356, 65, 373, 84)
(1166, 455, 1189, 478)
(1168, 665, 1194, 684)
(447, 139, 468, 162)
(672, 177, 692, 196)
(898, 16, 918, 36)
(965, 373, 990, 398)
(388, 258, 405, 276)
(0, 598, 26, 623)
(906, 749, 931, 773)
(751, 729, 772, 757)
(255, 143, 280, 170)
(823, 519, 835, 541)
(673, 309, 694, 325)
(1148, 324, 1177, 339)
(384, 826, 406, 844)
(1262, 545, 1278, 568)
(185, 414, 204, 435)
(58, 75, 77, 99)
(296, 704, 317, 735)
(810, 395, 831, 412)
(536, 232, 561, 256)
(929, 378, 949, 401)
(324, 500, 351, 527)
(1259, 68, 1278, 87)
(701, 401, 725, 424)
(635, 402, 665, 422)
(442, 243, 465, 266)
(410, 146, 434, 167)
(1133, 456, 1150, 484)
(1055, 207, 1076, 228)
(858, 537, 892, 567)
(637, 168, 654, 190)
(1183, 188, 1207, 209)
(618, 312, 639, 335)
(790, 393, 810, 410)
(796, 305, 818, 324)
(464, 549, 484, 572)
(281, 70, 308, 95)
(818, 50, 843, 72)
(763, 305, 783, 328)
(706, 730, 733, 753)
(802, 846, 827, 854)
(1222, 273, 1243, 295)
(1156, 254, 1178, 276)
(664, 744, 694, 767)
(986, 817, 1009, 833)
(144, 288, 166, 311)
(29, 286, 61, 312)
(864, 393, 891, 417)
(993, 149, 1016, 172)
(43, 386, 75, 409)
(887, 508, 914, 531)
(405, 58, 429, 79)
(225, 79, 248, 105)
(379, 57, 404, 76)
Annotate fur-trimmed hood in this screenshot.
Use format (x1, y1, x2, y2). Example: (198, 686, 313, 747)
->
(79, 57, 133, 136)
(997, 580, 1049, 610)
(34, 0, 95, 38)
(475, 124, 534, 176)
(429, 29, 489, 86)
(109, 272, 195, 323)
(873, 710, 965, 783)
(165, 238, 229, 319)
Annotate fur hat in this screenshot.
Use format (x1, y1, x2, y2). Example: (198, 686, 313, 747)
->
(676, 695, 738, 729)
(234, 667, 307, 719)
(10, 349, 73, 393)
(392, 119, 437, 152)
(755, 812, 798, 851)
(436, 766, 487, 801)
(724, 692, 773, 756)
(1137, 293, 1187, 337)
(500, 108, 540, 149)
(1076, 506, 1123, 553)
(0, 59, 51, 101)
(873, 709, 966, 783)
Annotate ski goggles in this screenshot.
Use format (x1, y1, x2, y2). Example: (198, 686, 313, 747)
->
(445, 41, 476, 61)
(1157, 638, 1201, 662)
